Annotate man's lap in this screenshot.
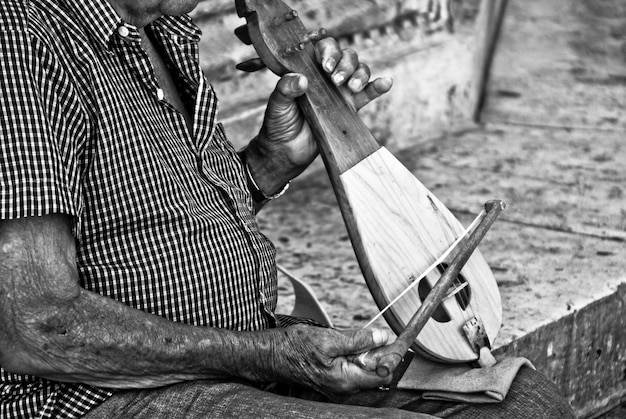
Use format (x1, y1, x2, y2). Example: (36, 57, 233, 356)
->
(84, 367, 574, 418)
(83, 379, 432, 419)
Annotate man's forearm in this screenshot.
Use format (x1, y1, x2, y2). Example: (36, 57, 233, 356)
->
(0, 214, 278, 389)
(4, 285, 281, 389)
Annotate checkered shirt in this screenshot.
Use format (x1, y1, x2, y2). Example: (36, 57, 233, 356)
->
(0, 0, 278, 417)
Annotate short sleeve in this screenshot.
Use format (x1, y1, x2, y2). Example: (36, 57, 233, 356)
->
(0, 29, 85, 221)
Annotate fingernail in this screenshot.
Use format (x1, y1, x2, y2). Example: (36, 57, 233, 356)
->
(291, 75, 300, 89)
(291, 75, 304, 90)
(372, 329, 386, 346)
(324, 57, 336, 72)
(333, 72, 345, 85)
(349, 79, 362, 91)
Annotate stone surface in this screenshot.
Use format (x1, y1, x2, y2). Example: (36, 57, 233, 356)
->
(482, 0, 626, 130)
(494, 284, 626, 417)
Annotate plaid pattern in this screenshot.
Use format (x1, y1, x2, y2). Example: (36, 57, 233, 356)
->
(0, 0, 278, 417)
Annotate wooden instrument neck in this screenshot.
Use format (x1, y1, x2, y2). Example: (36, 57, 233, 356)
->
(294, 62, 381, 175)
(237, 0, 381, 175)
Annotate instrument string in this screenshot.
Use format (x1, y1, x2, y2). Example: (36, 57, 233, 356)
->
(449, 237, 478, 323)
(363, 209, 487, 329)
(456, 272, 476, 323)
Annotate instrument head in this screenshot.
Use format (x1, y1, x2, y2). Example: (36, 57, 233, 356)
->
(235, 0, 323, 76)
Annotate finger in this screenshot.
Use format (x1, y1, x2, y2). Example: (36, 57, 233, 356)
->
(315, 38, 360, 86)
(349, 351, 380, 372)
(330, 48, 358, 86)
(346, 63, 371, 93)
(321, 357, 393, 398)
(344, 328, 394, 354)
(353, 77, 394, 111)
(340, 359, 395, 391)
(315, 37, 342, 74)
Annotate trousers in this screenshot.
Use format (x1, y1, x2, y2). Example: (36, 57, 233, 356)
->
(84, 366, 575, 418)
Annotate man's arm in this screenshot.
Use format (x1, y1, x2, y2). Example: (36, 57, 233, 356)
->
(0, 214, 392, 394)
(0, 214, 248, 388)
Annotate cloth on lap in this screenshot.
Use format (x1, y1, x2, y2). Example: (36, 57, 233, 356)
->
(397, 352, 534, 403)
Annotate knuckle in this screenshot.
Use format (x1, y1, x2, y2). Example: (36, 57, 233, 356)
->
(318, 37, 339, 53)
(342, 48, 358, 62)
(320, 36, 337, 46)
(358, 63, 371, 75)
(342, 46, 357, 55)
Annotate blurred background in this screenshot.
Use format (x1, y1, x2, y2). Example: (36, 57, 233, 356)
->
(190, 0, 483, 148)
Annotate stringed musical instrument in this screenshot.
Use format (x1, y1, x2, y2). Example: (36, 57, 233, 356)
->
(235, 0, 502, 364)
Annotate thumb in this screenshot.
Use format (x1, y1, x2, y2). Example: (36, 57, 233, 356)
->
(269, 73, 308, 111)
(343, 329, 397, 375)
(262, 73, 309, 143)
(344, 328, 393, 354)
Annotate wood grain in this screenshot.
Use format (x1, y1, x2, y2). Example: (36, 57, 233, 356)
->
(342, 148, 501, 361)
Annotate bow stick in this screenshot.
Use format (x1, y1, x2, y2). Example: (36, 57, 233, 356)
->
(353, 200, 506, 376)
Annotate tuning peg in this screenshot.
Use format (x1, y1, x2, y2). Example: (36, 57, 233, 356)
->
(236, 58, 267, 72)
(234, 25, 252, 45)
(273, 9, 298, 25)
(284, 42, 306, 56)
(303, 28, 327, 43)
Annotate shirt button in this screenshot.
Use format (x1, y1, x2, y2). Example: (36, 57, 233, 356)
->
(117, 25, 130, 38)
(156, 88, 165, 101)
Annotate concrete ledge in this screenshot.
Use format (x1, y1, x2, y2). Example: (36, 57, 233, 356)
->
(494, 283, 626, 418)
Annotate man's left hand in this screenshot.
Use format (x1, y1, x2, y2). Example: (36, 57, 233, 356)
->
(245, 38, 393, 197)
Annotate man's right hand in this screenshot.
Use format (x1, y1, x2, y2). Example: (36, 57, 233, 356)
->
(263, 325, 396, 397)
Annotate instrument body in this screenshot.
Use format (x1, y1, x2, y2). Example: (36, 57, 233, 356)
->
(236, 0, 502, 362)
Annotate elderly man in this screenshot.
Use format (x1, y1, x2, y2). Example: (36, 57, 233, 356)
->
(0, 0, 573, 417)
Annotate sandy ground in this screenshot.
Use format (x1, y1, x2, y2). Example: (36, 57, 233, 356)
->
(250, 0, 626, 342)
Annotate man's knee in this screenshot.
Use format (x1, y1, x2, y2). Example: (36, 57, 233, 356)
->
(424, 367, 576, 418)
(497, 367, 575, 418)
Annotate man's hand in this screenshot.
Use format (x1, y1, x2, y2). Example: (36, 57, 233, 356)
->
(244, 38, 393, 198)
(267, 325, 396, 398)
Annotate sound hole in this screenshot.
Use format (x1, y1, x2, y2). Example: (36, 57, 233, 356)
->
(418, 276, 451, 323)
(417, 264, 472, 323)
(437, 263, 471, 310)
